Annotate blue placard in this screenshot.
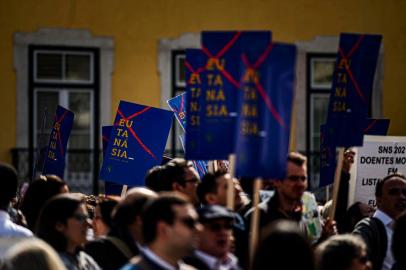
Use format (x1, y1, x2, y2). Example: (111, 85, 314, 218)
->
(364, 118, 390, 135)
(167, 93, 187, 131)
(42, 105, 74, 178)
(326, 33, 382, 147)
(319, 118, 389, 187)
(185, 31, 272, 160)
(99, 101, 173, 186)
(102, 126, 123, 195)
(178, 134, 209, 178)
(235, 42, 296, 179)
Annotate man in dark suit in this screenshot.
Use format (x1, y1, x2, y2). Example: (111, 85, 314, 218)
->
(121, 192, 201, 270)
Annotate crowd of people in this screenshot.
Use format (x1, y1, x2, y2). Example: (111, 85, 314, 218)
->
(0, 151, 405, 270)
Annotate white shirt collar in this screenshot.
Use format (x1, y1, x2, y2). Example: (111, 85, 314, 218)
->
(373, 209, 393, 227)
(142, 247, 179, 270)
(195, 250, 239, 269)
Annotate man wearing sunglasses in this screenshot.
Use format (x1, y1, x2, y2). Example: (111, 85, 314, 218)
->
(353, 173, 406, 270)
(184, 205, 240, 270)
(121, 192, 201, 270)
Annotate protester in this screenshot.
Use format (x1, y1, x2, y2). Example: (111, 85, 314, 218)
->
(184, 205, 240, 270)
(36, 193, 101, 270)
(0, 162, 32, 238)
(341, 202, 375, 233)
(316, 234, 371, 270)
(121, 192, 201, 270)
(159, 158, 201, 204)
(353, 173, 406, 270)
(391, 210, 406, 270)
(197, 171, 249, 268)
(0, 238, 68, 270)
(92, 195, 120, 238)
(85, 187, 157, 270)
(253, 220, 314, 270)
(20, 174, 69, 231)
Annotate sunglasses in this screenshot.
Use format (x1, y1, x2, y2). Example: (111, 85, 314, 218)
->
(207, 222, 234, 232)
(178, 217, 199, 229)
(72, 213, 90, 223)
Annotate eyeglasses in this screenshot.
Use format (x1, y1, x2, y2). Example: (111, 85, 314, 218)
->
(178, 217, 199, 230)
(286, 175, 307, 181)
(388, 188, 406, 196)
(207, 222, 234, 232)
(72, 213, 90, 223)
(182, 178, 200, 184)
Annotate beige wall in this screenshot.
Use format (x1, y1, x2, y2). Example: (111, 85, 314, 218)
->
(1, 0, 405, 162)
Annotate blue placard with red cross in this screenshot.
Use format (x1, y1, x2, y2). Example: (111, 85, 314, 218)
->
(326, 33, 382, 147)
(100, 101, 173, 186)
(102, 126, 124, 195)
(167, 92, 187, 131)
(319, 118, 389, 187)
(235, 41, 296, 179)
(42, 105, 74, 178)
(185, 31, 272, 160)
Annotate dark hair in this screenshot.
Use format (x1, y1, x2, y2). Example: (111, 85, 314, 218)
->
(142, 192, 190, 244)
(97, 196, 120, 228)
(20, 175, 67, 231)
(392, 211, 406, 267)
(316, 234, 366, 270)
(341, 202, 369, 233)
(145, 165, 166, 192)
(36, 193, 84, 252)
(159, 158, 194, 190)
(375, 173, 406, 197)
(287, 152, 307, 167)
(0, 162, 18, 210)
(253, 220, 314, 270)
(197, 170, 228, 204)
(109, 188, 156, 252)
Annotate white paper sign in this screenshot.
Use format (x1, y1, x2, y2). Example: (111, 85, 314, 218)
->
(354, 135, 406, 208)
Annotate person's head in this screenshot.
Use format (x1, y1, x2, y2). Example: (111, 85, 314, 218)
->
(1, 238, 67, 270)
(341, 202, 375, 233)
(92, 195, 120, 238)
(253, 220, 314, 270)
(162, 158, 200, 204)
(197, 205, 235, 260)
(316, 234, 371, 270)
(274, 152, 308, 202)
(142, 192, 201, 259)
(20, 174, 68, 230)
(375, 173, 406, 219)
(198, 170, 230, 206)
(0, 162, 18, 211)
(392, 210, 406, 268)
(145, 165, 166, 192)
(110, 187, 157, 245)
(36, 193, 90, 253)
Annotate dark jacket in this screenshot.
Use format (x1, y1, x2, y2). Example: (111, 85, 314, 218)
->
(121, 255, 197, 270)
(353, 217, 387, 270)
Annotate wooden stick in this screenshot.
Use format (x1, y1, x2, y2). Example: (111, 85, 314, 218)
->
(249, 179, 262, 269)
(227, 154, 236, 210)
(120, 185, 128, 198)
(329, 147, 344, 220)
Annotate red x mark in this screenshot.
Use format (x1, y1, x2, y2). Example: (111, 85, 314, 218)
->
(363, 119, 377, 133)
(201, 32, 242, 89)
(241, 43, 286, 128)
(193, 160, 206, 176)
(52, 110, 69, 157)
(338, 35, 366, 103)
(114, 107, 157, 160)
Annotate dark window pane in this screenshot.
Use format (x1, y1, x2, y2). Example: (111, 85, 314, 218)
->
(66, 54, 91, 81)
(36, 53, 63, 80)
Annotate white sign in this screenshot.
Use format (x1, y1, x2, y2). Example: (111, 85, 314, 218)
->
(352, 135, 406, 208)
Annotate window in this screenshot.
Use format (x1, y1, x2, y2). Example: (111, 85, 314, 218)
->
(29, 46, 99, 193)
